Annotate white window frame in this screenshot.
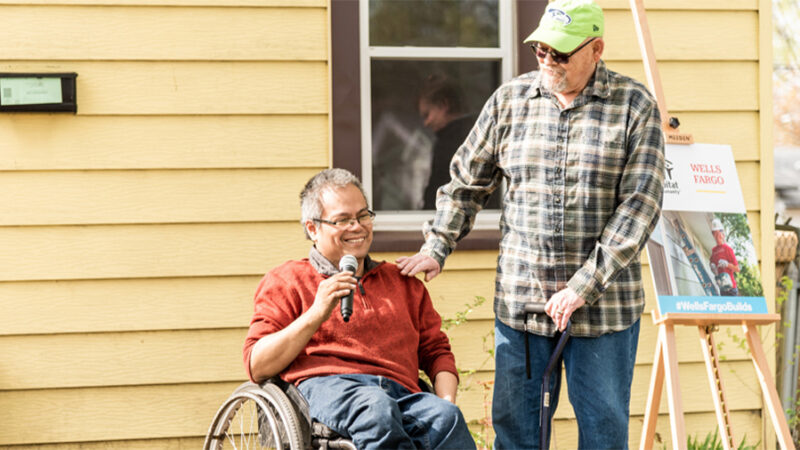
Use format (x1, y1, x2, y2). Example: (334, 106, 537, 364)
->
(358, 0, 515, 231)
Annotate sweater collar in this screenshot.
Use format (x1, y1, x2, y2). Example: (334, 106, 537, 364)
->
(308, 246, 378, 277)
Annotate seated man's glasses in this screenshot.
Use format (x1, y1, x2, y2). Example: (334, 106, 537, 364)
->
(314, 210, 376, 229)
(530, 38, 596, 65)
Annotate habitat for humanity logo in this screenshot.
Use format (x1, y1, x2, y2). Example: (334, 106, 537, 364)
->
(663, 159, 679, 195)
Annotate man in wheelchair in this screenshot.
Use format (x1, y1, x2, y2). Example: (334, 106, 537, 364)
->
(243, 168, 476, 450)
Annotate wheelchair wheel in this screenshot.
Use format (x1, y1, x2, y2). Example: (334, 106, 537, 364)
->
(260, 382, 306, 448)
(204, 382, 305, 450)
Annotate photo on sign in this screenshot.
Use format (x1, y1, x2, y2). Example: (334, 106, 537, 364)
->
(647, 211, 763, 298)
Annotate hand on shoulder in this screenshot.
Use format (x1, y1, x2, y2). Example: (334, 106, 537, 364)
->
(396, 252, 441, 282)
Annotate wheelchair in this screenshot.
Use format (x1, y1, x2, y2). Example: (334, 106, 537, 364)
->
(204, 376, 434, 450)
(204, 377, 356, 450)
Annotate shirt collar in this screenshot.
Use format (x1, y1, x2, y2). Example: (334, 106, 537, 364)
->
(586, 60, 611, 99)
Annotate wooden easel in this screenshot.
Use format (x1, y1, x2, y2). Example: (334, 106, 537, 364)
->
(639, 312, 790, 450)
(628, 0, 691, 146)
(630, 1, 794, 448)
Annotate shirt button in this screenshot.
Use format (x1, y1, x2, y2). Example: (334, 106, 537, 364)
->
(555, 197, 561, 204)
(555, 225, 561, 233)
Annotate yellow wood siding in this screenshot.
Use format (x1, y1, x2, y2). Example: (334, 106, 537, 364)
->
(1, 169, 320, 225)
(0, 164, 763, 226)
(759, 0, 776, 445)
(602, 0, 757, 8)
(0, 277, 261, 335)
(1, 383, 241, 445)
(0, 223, 306, 281)
(1, 7, 327, 61)
(0, 115, 328, 169)
(0, 2, 328, 446)
(0, 0, 325, 5)
(0, 439, 206, 450)
(606, 61, 759, 111)
(0, 62, 327, 114)
(603, 10, 759, 60)
(0, 0, 772, 448)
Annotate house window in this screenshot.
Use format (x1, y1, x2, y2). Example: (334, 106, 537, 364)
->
(331, 0, 546, 247)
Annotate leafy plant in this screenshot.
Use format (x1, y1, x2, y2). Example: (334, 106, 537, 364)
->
(736, 261, 765, 297)
(472, 379, 494, 450)
(678, 430, 759, 450)
(715, 275, 800, 446)
(441, 296, 486, 331)
(715, 213, 763, 297)
(774, 276, 800, 440)
(434, 295, 495, 449)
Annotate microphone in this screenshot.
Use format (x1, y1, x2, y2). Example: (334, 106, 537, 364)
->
(338, 254, 358, 322)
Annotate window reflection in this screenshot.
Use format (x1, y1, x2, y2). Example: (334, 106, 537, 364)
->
(369, 0, 499, 47)
(370, 60, 501, 211)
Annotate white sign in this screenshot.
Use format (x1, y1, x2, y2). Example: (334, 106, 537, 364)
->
(647, 143, 766, 315)
(662, 143, 745, 213)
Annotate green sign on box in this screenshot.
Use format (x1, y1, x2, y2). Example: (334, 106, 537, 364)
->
(0, 77, 62, 105)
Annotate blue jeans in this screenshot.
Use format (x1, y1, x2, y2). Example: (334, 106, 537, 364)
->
(493, 318, 640, 449)
(298, 374, 476, 450)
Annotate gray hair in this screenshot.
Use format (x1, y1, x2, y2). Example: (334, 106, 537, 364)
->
(300, 168, 368, 239)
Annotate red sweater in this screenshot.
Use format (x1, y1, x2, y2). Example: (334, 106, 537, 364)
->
(243, 257, 457, 393)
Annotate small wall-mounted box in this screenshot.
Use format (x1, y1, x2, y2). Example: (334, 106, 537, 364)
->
(0, 73, 77, 113)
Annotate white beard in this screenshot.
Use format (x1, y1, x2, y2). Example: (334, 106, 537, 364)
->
(541, 67, 568, 93)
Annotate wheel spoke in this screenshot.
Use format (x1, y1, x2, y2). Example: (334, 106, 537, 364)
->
(247, 401, 254, 450)
(239, 402, 245, 449)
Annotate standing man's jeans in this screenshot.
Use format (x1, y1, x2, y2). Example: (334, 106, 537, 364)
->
(298, 374, 476, 450)
(492, 318, 640, 449)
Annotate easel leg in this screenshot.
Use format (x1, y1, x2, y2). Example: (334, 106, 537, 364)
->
(662, 322, 687, 450)
(641, 337, 665, 450)
(743, 323, 796, 449)
(698, 326, 734, 450)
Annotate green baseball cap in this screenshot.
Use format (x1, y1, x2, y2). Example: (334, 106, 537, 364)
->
(524, 0, 604, 53)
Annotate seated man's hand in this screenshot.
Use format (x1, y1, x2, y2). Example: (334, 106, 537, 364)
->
(310, 272, 358, 322)
(434, 371, 458, 403)
(396, 253, 441, 281)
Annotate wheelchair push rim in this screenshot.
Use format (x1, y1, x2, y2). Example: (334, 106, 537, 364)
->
(204, 382, 305, 450)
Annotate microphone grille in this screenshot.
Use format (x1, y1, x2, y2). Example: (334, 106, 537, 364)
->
(339, 254, 358, 272)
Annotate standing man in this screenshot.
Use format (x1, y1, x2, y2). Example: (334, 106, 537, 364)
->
(397, 0, 665, 448)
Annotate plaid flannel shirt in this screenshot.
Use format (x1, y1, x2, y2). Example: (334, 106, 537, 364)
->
(421, 61, 665, 337)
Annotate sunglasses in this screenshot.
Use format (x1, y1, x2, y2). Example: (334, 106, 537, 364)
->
(530, 38, 596, 64)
